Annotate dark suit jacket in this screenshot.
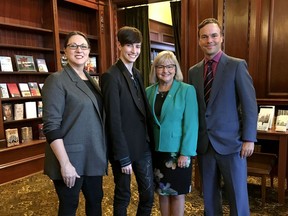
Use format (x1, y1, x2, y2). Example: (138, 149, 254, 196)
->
(42, 64, 107, 179)
(101, 59, 154, 162)
(188, 53, 258, 155)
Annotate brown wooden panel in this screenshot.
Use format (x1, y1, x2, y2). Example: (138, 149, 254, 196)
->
(223, 0, 250, 61)
(0, 141, 45, 164)
(150, 32, 159, 41)
(112, 0, 164, 8)
(267, 1, 288, 97)
(57, 1, 98, 36)
(0, 154, 44, 185)
(0, 0, 52, 29)
(149, 19, 174, 45)
(64, 0, 98, 9)
(162, 34, 174, 44)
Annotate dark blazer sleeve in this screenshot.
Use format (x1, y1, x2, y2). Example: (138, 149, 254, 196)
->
(101, 69, 130, 161)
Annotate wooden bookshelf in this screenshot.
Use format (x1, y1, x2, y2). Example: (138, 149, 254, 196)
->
(0, 0, 109, 185)
(149, 19, 175, 62)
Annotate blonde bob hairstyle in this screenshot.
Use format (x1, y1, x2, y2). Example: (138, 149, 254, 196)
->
(149, 51, 183, 84)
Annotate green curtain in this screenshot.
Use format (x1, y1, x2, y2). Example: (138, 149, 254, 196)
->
(124, 6, 151, 87)
(170, 1, 181, 61)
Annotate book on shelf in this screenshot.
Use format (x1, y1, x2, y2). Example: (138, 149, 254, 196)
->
(0, 56, 13, 72)
(18, 83, 32, 97)
(85, 57, 97, 74)
(2, 103, 13, 121)
(38, 83, 44, 91)
(61, 54, 68, 67)
(37, 101, 43, 117)
(91, 75, 100, 85)
(5, 128, 20, 147)
(15, 55, 36, 72)
(21, 127, 33, 143)
(35, 58, 48, 72)
(257, 105, 275, 131)
(0, 83, 9, 98)
(25, 101, 37, 119)
(28, 82, 41, 96)
(14, 103, 24, 120)
(275, 109, 288, 132)
(38, 123, 46, 140)
(151, 50, 159, 63)
(7, 83, 21, 97)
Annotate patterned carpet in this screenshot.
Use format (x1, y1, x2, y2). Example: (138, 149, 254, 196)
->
(0, 165, 288, 216)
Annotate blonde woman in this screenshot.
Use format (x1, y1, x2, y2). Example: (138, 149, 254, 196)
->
(146, 51, 198, 216)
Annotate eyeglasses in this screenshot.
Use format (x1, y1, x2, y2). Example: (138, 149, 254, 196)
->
(156, 64, 176, 71)
(66, 43, 90, 50)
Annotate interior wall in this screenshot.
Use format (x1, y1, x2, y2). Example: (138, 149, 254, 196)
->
(148, 1, 172, 25)
(180, 0, 288, 102)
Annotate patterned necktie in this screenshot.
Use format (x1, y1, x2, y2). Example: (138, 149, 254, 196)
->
(204, 60, 214, 105)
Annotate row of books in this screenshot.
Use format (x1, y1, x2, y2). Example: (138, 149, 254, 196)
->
(0, 82, 43, 98)
(257, 105, 288, 132)
(2, 101, 42, 121)
(5, 124, 46, 147)
(0, 55, 48, 72)
(62, 55, 98, 73)
(0, 55, 98, 73)
(150, 50, 159, 63)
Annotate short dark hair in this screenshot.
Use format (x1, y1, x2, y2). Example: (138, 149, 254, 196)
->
(64, 31, 91, 48)
(117, 26, 142, 46)
(198, 18, 222, 37)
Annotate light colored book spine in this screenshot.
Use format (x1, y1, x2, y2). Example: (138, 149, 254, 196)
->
(5, 128, 20, 147)
(25, 101, 37, 119)
(0, 56, 13, 72)
(14, 103, 24, 120)
(0, 83, 9, 98)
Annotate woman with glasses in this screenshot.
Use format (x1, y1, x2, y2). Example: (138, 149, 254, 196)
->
(146, 51, 198, 216)
(42, 31, 107, 216)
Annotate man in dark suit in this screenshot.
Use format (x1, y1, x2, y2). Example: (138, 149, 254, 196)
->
(188, 18, 258, 215)
(101, 26, 154, 216)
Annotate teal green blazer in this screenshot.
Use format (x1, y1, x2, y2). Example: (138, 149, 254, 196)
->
(146, 80, 198, 156)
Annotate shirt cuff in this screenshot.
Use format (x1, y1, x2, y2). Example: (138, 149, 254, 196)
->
(119, 157, 131, 168)
(45, 129, 62, 144)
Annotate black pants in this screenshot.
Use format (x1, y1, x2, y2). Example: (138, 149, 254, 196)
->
(53, 176, 103, 216)
(111, 152, 154, 216)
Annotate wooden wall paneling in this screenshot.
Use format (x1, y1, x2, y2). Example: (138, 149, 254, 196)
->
(97, 1, 111, 73)
(180, 0, 199, 81)
(149, 20, 174, 44)
(181, 0, 218, 81)
(197, 0, 216, 61)
(107, 1, 119, 64)
(64, 0, 98, 9)
(51, 0, 61, 71)
(222, 0, 250, 61)
(247, 0, 262, 93)
(258, 0, 273, 98)
(267, 0, 288, 98)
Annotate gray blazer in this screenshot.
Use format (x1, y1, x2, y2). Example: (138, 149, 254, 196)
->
(42, 64, 107, 179)
(188, 53, 258, 155)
